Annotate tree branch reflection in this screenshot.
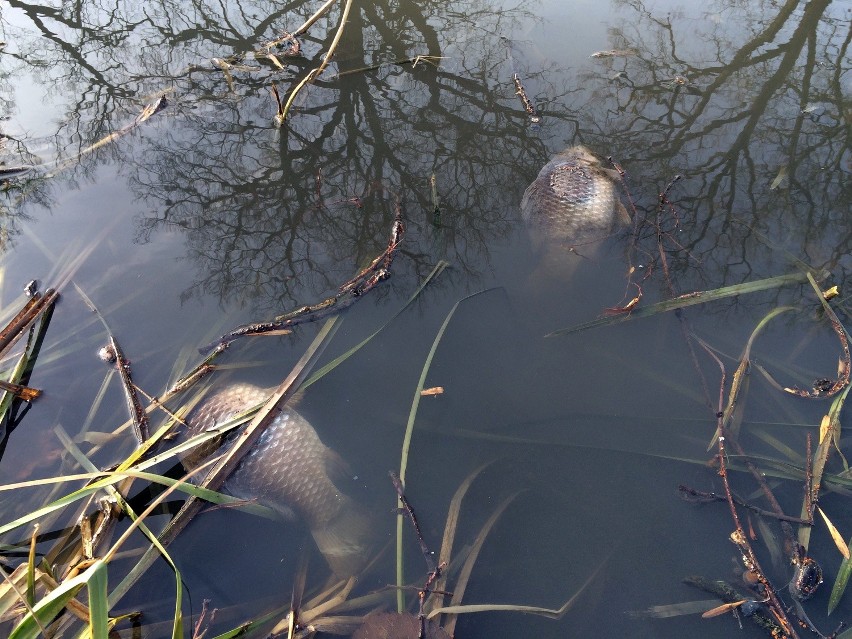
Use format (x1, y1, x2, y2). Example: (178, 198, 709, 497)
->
(0, 0, 848, 313)
(576, 0, 849, 295)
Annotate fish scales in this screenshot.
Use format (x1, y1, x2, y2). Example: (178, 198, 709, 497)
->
(181, 382, 375, 576)
(521, 145, 626, 245)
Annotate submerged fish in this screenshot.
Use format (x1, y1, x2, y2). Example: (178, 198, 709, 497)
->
(181, 383, 375, 576)
(521, 145, 629, 247)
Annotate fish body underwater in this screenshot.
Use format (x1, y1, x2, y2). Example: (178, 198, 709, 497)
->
(521, 145, 628, 247)
(181, 382, 375, 576)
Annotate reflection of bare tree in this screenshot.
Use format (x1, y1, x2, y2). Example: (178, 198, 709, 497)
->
(0, 2, 850, 636)
(2, 0, 587, 310)
(2, 0, 848, 313)
(574, 0, 850, 295)
(123, 0, 559, 310)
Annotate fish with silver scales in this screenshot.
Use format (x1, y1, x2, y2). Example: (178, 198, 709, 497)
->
(176, 145, 626, 580)
(180, 382, 376, 576)
(521, 144, 630, 248)
(519, 144, 631, 291)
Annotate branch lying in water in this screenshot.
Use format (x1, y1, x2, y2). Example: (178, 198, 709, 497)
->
(700, 343, 801, 639)
(198, 198, 404, 355)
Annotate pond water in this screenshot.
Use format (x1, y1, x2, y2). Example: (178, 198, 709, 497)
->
(0, 0, 850, 636)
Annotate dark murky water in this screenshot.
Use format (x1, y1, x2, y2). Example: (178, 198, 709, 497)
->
(0, 0, 850, 636)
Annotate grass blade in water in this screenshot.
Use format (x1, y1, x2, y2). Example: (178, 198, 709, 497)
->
(442, 492, 520, 636)
(108, 317, 339, 608)
(427, 460, 495, 618)
(818, 507, 850, 559)
(829, 537, 852, 615)
(86, 560, 109, 639)
(799, 384, 850, 551)
(25, 526, 36, 607)
(9, 560, 105, 639)
(395, 289, 494, 612)
(429, 557, 608, 621)
(546, 272, 810, 337)
(707, 306, 795, 449)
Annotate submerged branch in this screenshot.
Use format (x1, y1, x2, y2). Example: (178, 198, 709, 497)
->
(0, 289, 59, 361)
(678, 485, 811, 525)
(201, 203, 404, 353)
(389, 472, 445, 639)
(781, 274, 850, 399)
(511, 74, 540, 125)
(47, 97, 168, 178)
(75, 286, 150, 445)
(684, 576, 782, 636)
(109, 338, 150, 445)
(389, 472, 435, 574)
(0, 380, 40, 403)
(698, 340, 802, 639)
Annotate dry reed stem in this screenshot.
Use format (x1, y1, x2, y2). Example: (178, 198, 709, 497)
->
(280, 0, 354, 121)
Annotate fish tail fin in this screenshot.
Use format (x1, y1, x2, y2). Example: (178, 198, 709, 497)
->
(311, 495, 377, 576)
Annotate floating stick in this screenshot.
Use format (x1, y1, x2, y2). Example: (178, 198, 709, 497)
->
(201, 203, 404, 352)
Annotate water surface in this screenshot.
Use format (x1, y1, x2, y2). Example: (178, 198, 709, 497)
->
(0, 0, 850, 636)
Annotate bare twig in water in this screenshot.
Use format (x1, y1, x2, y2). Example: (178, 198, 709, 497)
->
(678, 486, 811, 525)
(389, 472, 435, 573)
(270, 82, 286, 127)
(191, 599, 216, 639)
(0, 380, 40, 402)
(293, 0, 339, 37)
(501, 37, 540, 126)
(0, 288, 59, 360)
(781, 273, 850, 399)
(75, 286, 150, 445)
(335, 55, 445, 78)
(108, 338, 150, 445)
(698, 341, 802, 639)
(167, 363, 216, 397)
(683, 576, 782, 636)
(47, 97, 168, 177)
(0, 287, 58, 419)
(279, 0, 355, 122)
(389, 472, 445, 639)
(804, 433, 814, 524)
(511, 74, 540, 125)
(430, 174, 441, 227)
(200, 201, 404, 353)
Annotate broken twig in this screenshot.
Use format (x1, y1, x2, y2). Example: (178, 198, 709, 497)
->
(202, 203, 404, 352)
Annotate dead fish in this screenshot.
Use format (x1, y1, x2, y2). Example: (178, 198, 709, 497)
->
(590, 48, 636, 58)
(182, 382, 375, 576)
(521, 145, 629, 247)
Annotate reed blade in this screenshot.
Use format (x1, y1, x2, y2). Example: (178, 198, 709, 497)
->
(546, 272, 811, 337)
